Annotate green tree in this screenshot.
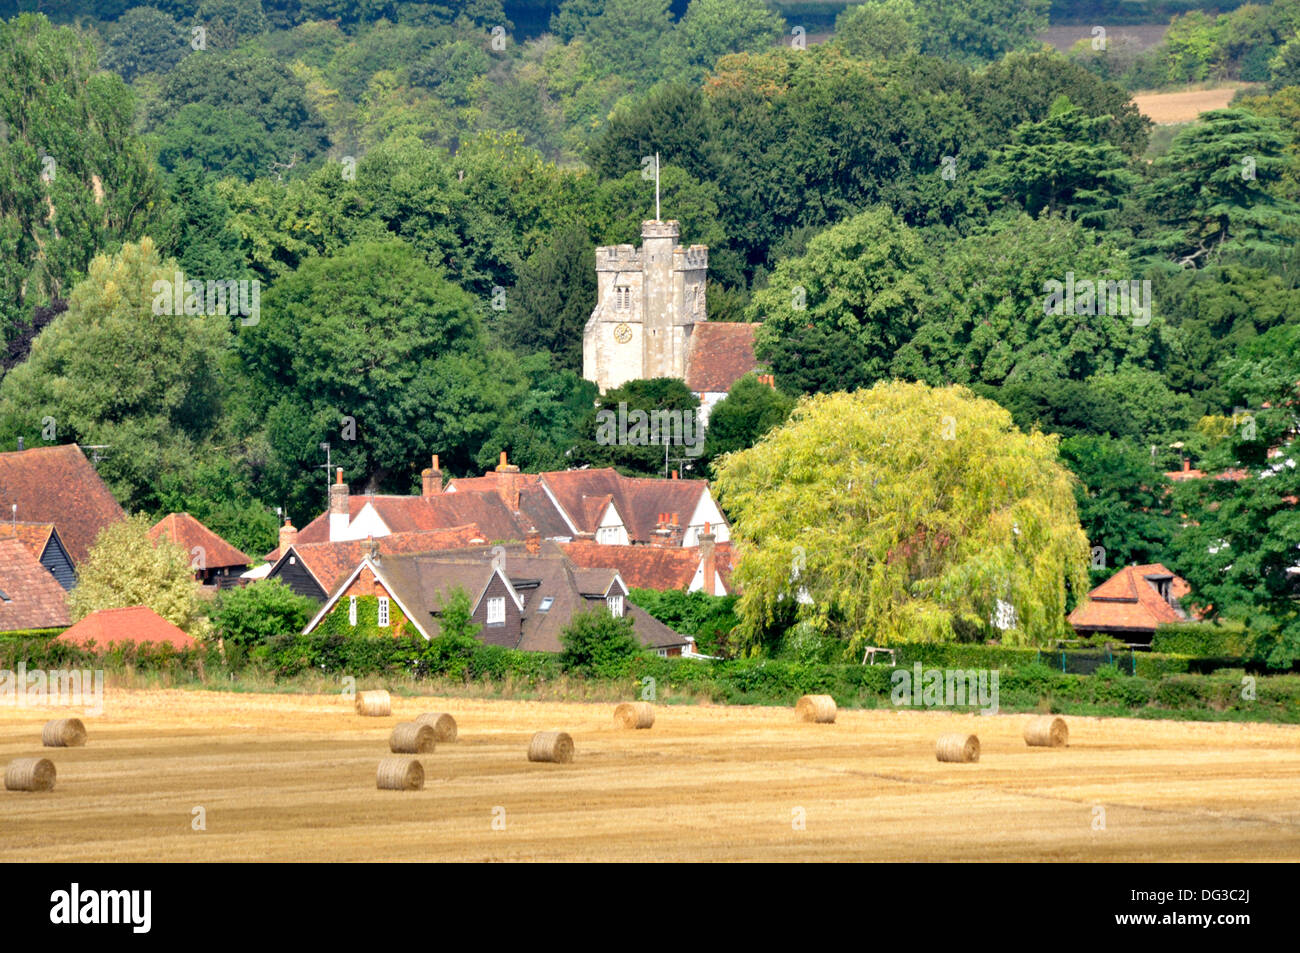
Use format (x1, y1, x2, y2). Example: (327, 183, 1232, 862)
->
(976, 99, 1138, 226)
(668, 0, 785, 77)
(558, 605, 645, 677)
(835, 0, 920, 61)
(234, 239, 507, 514)
(69, 515, 209, 636)
(500, 223, 594, 372)
(912, 0, 1049, 63)
(101, 5, 190, 81)
(0, 14, 163, 349)
(1141, 109, 1300, 267)
(151, 49, 331, 180)
(211, 578, 317, 647)
(749, 206, 927, 395)
(569, 378, 703, 478)
(0, 239, 229, 512)
(421, 586, 483, 677)
(156, 163, 248, 280)
(712, 382, 1091, 653)
(583, 0, 673, 82)
(1058, 435, 1178, 577)
(701, 373, 795, 472)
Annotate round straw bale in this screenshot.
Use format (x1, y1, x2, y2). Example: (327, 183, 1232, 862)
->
(613, 702, 655, 729)
(527, 731, 574, 763)
(376, 757, 423, 791)
(1024, 716, 1068, 748)
(5, 757, 56, 792)
(413, 712, 457, 742)
(935, 733, 980, 763)
(355, 690, 391, 717)
(42, 718, 86, 747)
(389, 722, 436, 754)
(795, 694, 837, 723)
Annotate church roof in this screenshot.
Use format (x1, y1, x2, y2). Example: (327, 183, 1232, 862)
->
(686, 322, 762, 393)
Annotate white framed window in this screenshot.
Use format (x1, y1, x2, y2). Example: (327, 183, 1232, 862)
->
(486, 596, 506, 625)
(377, 596, 390, 627)
(538, 596, 554, 612)
(656, 649, 667, 658)
(607, 594, 623, 618)
(348, 596, 357, 626)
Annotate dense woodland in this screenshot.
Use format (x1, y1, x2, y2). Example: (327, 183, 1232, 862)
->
(0, 0, 1298, 658)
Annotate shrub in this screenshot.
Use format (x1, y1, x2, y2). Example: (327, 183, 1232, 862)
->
(559, 607, 647, 678)
(211, 579, 318, 647)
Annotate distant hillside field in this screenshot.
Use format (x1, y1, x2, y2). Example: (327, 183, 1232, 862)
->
(1132, 85, 1246, 123)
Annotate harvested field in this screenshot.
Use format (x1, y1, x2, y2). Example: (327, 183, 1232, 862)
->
(2, 689, 1298, 861)
(1132, 86, 1241, 124)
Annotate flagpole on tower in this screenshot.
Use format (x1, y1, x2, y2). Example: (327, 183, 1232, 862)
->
(655, 151, 660, 221)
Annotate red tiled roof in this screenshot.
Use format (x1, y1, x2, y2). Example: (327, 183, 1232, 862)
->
(1068, 563, 1193, 635)
(0, 538, 71, 631)
(284, 526, 489, 595)
(0, 445, 125, 563)
(685, 322, 762, 393)
(148, 513, 251, 569)
(541, 468, 709, 541)
(561, 540, 734, 592)
(55, 605, 196, 649)
(276, 469, 718, 556)
(0, 522, 56, 559)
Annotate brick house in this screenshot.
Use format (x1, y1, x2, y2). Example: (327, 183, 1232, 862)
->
(301, 540, 689, 656)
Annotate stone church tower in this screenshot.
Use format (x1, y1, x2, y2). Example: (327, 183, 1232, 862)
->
(583, 220, 708, 393)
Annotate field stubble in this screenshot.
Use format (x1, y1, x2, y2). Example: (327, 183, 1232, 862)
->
(2, 690, 1297, 862)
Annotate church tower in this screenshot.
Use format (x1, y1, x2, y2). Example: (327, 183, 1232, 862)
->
(583, 219, 708, 394)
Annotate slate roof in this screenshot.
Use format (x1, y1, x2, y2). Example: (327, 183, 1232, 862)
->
(0, 445, 125, 563)
(331, 541, 688, 653)
(685, 322, 762, 393)
(55, 605, 197, 649)
(278, 526, 488, 595)
(0, 538, 71, 631)
(149, 513, 252, 569)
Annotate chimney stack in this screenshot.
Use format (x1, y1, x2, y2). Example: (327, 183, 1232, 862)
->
(1183, 458, 1191, 473)
(698, 521, 717, 596)
(422, 453, 443, 498)
(495, 450, 521, 511)
(278, 517, 298, 554)
(329, 467, 349, 541)
(525, 526, 541, 555)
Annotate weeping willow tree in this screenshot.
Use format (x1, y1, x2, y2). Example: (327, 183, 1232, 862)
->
(712, 381, 1090, 654)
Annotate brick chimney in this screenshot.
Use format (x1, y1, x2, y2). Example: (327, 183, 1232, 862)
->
(278, 517, 298, 554)
(698, 521, 717, 596)
(1182, 458, 1191, 473)
(671, 469, 678, 480)
(525, 526, 540, 555)
(495, 450, 521, 510)
(422, 453, 443, 498)
(651, 512, 674, 548)
(329, 467, 349, 541)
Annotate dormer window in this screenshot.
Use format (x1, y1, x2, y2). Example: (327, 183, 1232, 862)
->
(607, 594, 623, 618)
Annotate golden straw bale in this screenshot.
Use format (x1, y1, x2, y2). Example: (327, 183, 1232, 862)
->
(42, 718, 86, 747)
(376, 757, 423, 790)
(935, 733, 980, 763)
(613, 702, 655, 729)
(355, 690, 391, 716)
(413, 712, 457, 742)
(390, 722, 436, 753)
(5, 758, 56, 792)
(1024, 716, 1069, 747)
(527, 731, 574, 763)
(795, 694, 837, 723)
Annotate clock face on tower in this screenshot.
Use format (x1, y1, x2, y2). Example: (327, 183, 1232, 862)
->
(613, 322, 632, 344)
